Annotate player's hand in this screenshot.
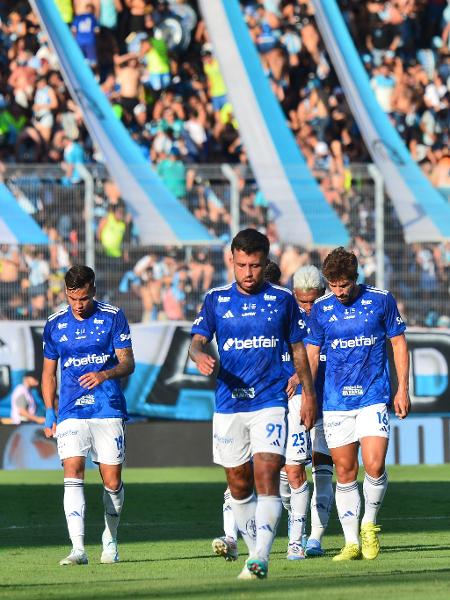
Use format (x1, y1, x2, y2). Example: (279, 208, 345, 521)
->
(394, 389, 410, 419)
(300, 392, 317, 431)
(44, 423, 57, 438)
(195, 352, 216, 376)
(286, 374, 299, 399)
(78, 371, 107, 389)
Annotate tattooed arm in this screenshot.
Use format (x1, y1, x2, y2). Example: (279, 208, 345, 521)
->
(78, 347, 135, 390)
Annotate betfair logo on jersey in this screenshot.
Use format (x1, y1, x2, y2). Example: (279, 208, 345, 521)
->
(331, 335, 377, 350)
(231, 387, 255, 399)
(222, 336, 279, 351)
(74, 394, 95, 406)
(64, 353, 110, 368)
(342, 385, 363, 396)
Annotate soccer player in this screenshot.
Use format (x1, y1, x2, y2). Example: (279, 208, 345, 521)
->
(212, 264, 333, 562)
(41, 265, 135, 566)
(189, 229, 316, 580)
(285, 265, 333, 560)
(210, 261, 287, 564)
(305, 247, 410, 561)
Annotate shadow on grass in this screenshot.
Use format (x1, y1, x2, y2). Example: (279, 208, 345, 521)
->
(1, 569, 450, 598)
(1, 481, 450, 549)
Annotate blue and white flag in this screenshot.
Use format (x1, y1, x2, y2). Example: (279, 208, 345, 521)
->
(30, 0, 215, 245)
(0, 184, 48, 244)
(199, 0, 348, 247)
(312, 0, 450, 243)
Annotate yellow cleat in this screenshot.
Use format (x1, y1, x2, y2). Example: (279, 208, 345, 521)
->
(332, 543, 362, 561)
(361, 522, 381, 560)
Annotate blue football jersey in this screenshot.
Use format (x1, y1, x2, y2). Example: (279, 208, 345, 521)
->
(191, 282, 307, 413)
(282, 309, 327, 419)
(305, 285, 406, 411)
(43, 301, 132, 423)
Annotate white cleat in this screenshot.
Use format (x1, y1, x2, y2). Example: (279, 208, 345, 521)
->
(237, 560, 257, 580)
(101, 540, 119, 564)
(59, 549, 88, 566)
(212, 536, 238, 561)
(287, 542, 306, 560)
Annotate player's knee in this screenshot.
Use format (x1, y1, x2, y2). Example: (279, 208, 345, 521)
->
(363, 458, 385, 479)
(226, 466, 254, 500)
(63, 462, 85, 480)
(334, 460, 358, 483)
(285, 464, 307, 489)
(103, 475, 122, 491)
(228, 481, 253, 500)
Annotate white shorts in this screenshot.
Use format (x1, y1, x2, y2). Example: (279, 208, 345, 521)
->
(310, 417, 330, 457)
(56, 418, 126, 464)
(213, 407, 287, 468)
(323, 403, 390, 449)
(285, 395, 311, 465)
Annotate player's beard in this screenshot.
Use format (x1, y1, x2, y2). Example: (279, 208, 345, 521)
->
(238, 277, 262, 294)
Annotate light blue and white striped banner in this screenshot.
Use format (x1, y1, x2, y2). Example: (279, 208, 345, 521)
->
(312, 0, 450, 243)
(199, 0, 348, 247)
(0, 183, 48, 244)
(30, 0, 216, 245)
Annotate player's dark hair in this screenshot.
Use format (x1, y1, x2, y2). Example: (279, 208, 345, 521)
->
(65, 265, 95, 290)
(322, 247, 358, 282)
(231, 228, 270, 257)
(264, 260, 281, 284)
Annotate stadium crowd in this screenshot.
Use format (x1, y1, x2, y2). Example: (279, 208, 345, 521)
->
(0, 0, 449, 326)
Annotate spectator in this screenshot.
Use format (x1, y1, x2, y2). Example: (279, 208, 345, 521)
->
(0, 244, 22, 319)
(24, 246, 50, 318)
(139, 22, 172, 92)
(189, 248, 214, 293)
(10, 371, 45, 425)
(201, 47, 228, 116)
(370, 60, 396, 113)
(156, 146, 186, 200)
(97, 200, 131, 298)
(54, 0, 74, 23)
(61, 135, 85, 184)
(114, 53, 141, 113)
(32, 75, 58, 143)
(72, 2, 100, 67)
(133, 252, 161, 321)
(98, 201, 128, 261)
(162, 263, 188, 320)
(98, 0, 123, 35)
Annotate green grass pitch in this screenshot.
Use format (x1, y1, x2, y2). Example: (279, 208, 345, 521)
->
(0, 465, 449, 599)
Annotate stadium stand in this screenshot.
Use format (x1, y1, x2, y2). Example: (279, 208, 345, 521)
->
(0, 0, 449, 325)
